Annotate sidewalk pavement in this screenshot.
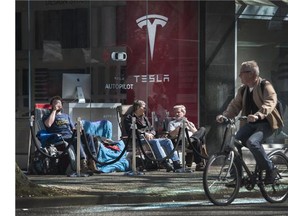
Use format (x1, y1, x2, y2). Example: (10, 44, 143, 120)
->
(16, 169, 262, 209)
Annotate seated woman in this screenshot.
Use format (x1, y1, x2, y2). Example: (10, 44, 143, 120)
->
(168, 105, 208, 171)
(124, 100, 182, 172)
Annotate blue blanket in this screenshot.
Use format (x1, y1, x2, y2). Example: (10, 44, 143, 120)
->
(82, 120, 130, 173)
(36, 130, 63, 148)
(96, 140, 130, 173)
(82, 120, 112, 139)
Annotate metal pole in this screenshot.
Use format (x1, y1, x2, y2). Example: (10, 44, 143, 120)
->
(151, 111, 155, 129)
(181, 118, 186, 171)
(76, 117, 81, 176)
(125, 116, 143, 176)
(132, 117, 137, 173)
(27, 115, 34, 172)
(27, 0, 32, 173)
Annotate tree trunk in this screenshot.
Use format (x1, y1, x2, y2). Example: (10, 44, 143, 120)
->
(16, 163, 40, 197)
(16, 163, 69, 197)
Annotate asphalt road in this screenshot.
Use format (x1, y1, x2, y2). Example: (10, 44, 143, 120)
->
(16, 198, 288, 216)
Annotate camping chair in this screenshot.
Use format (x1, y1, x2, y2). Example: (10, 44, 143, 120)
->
(116, 105, 158, 171)
(28, 103, 76, 175)
(161, 117, 209, 169)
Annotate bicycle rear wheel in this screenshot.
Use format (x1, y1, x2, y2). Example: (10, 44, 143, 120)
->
(259, 151, 288, 203)
(203, 152, 240, 206)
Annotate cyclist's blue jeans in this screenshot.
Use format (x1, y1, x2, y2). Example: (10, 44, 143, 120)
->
(235, 121, 274, 172)
(145, 138, 180, 162)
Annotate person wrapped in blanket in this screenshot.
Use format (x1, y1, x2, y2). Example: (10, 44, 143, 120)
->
(42, 96, 100, 174)
(124, 100, 182, 172)
(81, 120, 130, 173)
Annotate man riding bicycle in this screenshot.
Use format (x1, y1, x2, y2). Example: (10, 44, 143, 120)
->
(216, 60, 283, 185)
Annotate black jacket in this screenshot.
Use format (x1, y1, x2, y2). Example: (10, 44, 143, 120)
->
(124, 113, 156, 136)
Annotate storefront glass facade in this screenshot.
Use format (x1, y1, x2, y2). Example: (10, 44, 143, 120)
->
(236, 1, 288, 143)
(16, 1, 288, 168)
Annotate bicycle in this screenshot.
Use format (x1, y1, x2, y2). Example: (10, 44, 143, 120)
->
(203, 116, 288, 206)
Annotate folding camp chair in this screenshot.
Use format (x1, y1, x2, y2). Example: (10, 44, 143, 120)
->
(161, 117, 209, 169)
(116, 105, 159, 171)
(28, 103, 76, 175)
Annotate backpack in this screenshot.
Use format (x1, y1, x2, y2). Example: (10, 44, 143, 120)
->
(241, 79, 284, 127)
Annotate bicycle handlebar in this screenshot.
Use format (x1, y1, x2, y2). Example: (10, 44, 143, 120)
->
(221, 116, 247, 124)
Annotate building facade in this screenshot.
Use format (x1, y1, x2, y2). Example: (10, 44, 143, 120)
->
(16, 0, 288, 169)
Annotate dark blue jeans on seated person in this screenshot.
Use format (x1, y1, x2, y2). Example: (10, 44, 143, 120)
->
(68, 133, 97, 160)
(233, 121, 274, 178)
(144, 138, 180, 162)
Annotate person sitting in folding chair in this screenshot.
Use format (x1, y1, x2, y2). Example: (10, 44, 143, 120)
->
(42, 95, 100, 174)
(168, 105, 208, 171)
(124, 100, 182, 172)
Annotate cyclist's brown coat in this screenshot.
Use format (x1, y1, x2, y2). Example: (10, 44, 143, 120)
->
(222, 77, 284, 130)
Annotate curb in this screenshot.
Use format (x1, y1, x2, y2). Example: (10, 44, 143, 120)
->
(16, 172, 265, 209)
(16, 190, 264, 209)
(16, 193, 207, 209)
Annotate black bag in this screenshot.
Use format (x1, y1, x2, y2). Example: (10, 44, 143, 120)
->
(143, 158, 159, 171)
(30, 146, 71, 175)
(135, 157, 159, 171)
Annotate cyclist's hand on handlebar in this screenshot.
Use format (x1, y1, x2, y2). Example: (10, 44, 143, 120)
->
(247, 114, 259, 123)
(216, 115, 225, 123)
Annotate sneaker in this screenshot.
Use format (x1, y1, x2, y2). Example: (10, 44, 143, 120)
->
(162, 161, 174, 172)
(195, 162, 205, 171)
(225, 179, 237, 188)
(80, 159, 93, 175)
(264, 168, 278, 185)
(225, 179, 244, 188)
(173, 160, 182, 170)
(225, 178, 245, 188)
(88, 158, 101, 174)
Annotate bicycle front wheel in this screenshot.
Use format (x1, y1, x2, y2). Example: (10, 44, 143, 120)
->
(203, 152, 240, 206)
(259, 151, 288, 203)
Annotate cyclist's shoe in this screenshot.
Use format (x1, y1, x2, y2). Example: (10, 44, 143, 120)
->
(264, 168, 277, 185)
(225, 179, 244, 188)
(225, 179, 237, 188)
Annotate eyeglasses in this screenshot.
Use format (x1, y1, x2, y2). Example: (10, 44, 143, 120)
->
(240, 70, 251, 74)
(239, 71, 251, 76)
